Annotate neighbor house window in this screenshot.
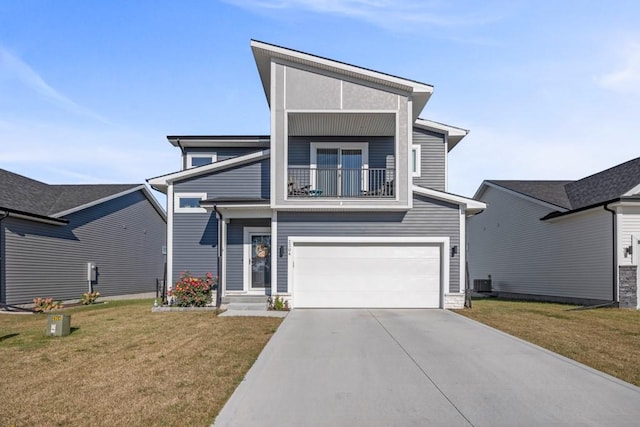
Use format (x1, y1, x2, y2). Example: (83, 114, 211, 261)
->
(185, 152, 217, 169)
(174, 193, 207, 213)
(412, 145, 421, 177)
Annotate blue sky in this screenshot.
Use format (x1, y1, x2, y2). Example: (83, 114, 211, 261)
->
(1, 1, 638, 201)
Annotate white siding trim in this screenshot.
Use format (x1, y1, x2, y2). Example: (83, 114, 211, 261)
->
(174, 193, 207, 213)
(459, 206, 466, 294)
(185, 152, 217, 169)
(243, 227, 272, 294)
(167, 184, 174, 292)
(412, 144, 421, 177)
(221, 218, 228, 297)
(271, 211, 278, 296)
(270, 60, 277, 209)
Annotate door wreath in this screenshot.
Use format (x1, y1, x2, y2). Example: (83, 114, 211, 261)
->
(256, 243, 269, 258)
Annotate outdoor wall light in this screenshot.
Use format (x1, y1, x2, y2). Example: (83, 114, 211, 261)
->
(279, 245, 284, 258)
(624, 245, 633, 257)
(451, 245, 458, 257)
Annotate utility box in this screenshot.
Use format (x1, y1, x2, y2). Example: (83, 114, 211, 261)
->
(46, 314, 71, 337)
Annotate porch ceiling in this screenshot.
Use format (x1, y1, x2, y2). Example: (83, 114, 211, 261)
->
(288, 112, 395, 137)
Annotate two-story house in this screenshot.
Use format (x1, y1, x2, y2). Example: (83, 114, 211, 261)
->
(148, 40, 485, 309)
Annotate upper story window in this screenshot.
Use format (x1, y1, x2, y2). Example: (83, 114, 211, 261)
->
(412, 145, 421, 177)
(174, 193, 207, 213)
(186, 152, 217, 169)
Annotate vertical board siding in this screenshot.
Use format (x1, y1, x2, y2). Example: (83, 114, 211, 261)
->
(467, 187, 613, 300)
(172, 159, 271, 285)
(277, 195, 460, 293)
(413, 128, 445, 191)
(225, 218, 271, 291)
(3, 191, 166, 305)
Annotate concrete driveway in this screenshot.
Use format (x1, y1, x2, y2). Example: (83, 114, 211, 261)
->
(213, 309, 640, 426)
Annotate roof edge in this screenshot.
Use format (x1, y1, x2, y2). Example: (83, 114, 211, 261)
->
(412, 185, 486, 214)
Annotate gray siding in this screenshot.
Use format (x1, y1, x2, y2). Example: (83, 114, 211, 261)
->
(172, 159, 270, 284)
(288, 136, 394, 169)
(467, 186, 614, 301)
(183, 147, 262, 164)
(413, 128, 446, 191)
(277, 194, 460, 293)
(175, 159, 270, 199)
(226, 218, 271, 291)
(2, 191, 166, 305)
(172, 212, 217, 284)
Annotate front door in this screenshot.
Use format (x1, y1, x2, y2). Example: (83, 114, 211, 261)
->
(244, 227, 271, 293)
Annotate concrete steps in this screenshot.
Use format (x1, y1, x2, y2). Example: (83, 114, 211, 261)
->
(223, 295, 269, 311)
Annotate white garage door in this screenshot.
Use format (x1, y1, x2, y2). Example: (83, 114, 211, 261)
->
(292, 240, 442, 308)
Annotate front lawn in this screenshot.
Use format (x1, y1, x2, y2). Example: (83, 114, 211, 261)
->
(455, 299, 640, 386)
(0, 300, 283, 426)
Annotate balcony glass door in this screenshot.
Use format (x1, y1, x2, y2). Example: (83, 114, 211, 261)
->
(316, 148, 363, 197)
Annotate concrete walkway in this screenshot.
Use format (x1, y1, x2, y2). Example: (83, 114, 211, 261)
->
(213, 309, 640, 426)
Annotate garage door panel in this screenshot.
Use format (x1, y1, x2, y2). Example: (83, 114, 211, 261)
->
(292, 241, 442, 308)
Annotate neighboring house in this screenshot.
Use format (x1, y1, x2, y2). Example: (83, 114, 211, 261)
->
(148, 40, 485, 309)
(468, 157, 640, 308)
(0, 169, 167, 306)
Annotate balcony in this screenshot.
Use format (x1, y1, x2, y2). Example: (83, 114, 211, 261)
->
(288, 167, 395, 198)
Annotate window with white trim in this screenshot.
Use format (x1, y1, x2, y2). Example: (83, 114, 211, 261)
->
(185, 152, 217, 169)
(412, 144, 421, 177)
(174, 193, 207, 213)
(309, 142, 369, 197)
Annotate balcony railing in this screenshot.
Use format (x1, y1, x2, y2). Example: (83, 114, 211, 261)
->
(288, 167, 395, 198)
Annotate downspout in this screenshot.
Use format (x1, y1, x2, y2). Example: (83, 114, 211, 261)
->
(213, 205, 223, 308)
(603, 203, 618, 305)
(0, 211, 9, 307)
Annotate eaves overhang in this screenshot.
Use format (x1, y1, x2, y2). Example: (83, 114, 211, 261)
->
(251, 39, 433, 119)
(541, 196, 640, 221)
(167, 135, 270, 148)
(412, 185, 486, 215)
(474, 181, 571, 212)
(414, 118, 469, 151)
(0, 207, 68, 225)
(147, 150, 271, 193)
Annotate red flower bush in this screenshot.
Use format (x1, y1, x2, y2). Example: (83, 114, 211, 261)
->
(168, 272, 216, 307)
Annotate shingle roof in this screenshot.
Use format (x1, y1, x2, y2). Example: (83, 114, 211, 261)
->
(486, 180, 573, 209)
(0, 169, 140, 219)
(485, 157, 640, 212)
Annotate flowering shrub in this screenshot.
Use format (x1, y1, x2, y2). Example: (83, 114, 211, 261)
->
(80, 291, 100, 305)
(33, 297, 63, 312)
(169, 272, 216, 307)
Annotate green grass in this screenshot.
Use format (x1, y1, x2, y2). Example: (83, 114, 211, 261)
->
(455, 299, 640, 386)
(0, 299, 283, 426)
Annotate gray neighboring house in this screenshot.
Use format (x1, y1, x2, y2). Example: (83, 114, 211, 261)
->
(468, 157, 640, 308)
(0, 169, 167, 306)
(148, 40, 485, 309)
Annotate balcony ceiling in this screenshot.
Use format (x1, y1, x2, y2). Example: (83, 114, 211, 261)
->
(288, 112, 395, 137)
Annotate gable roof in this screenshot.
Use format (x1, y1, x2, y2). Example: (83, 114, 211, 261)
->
(251, 40, 433, 119)
(147, 149, 270, 193)
(476, 157, 640, 215)
(414, 118, 469, 152)
(0, 169, 164, 224)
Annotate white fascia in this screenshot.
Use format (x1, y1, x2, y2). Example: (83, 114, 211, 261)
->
(475, 181, 569, 212)
(148, 150, 271, 193)
(414, 118, 469, 151)
(623, 183, 640, 197)
(52, 185, 166, 221)
(413, 185, 486, 215)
